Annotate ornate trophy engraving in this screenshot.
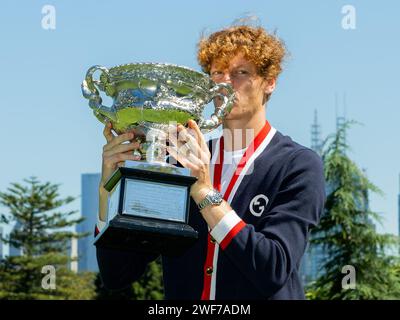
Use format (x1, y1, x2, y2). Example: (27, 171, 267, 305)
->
(82, 63, 234, 255)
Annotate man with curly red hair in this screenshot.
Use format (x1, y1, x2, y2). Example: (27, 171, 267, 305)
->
(96, 24, 326, 300)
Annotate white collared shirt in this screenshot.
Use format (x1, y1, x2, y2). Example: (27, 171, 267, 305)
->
(220, 147, 246, 195)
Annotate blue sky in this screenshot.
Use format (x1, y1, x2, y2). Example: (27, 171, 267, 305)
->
(0, 0, 399, 241)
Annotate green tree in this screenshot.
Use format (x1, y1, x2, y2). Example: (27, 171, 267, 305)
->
(306, 122, 400, 299)
(0, 177, 96, 299)
(132, 258, 164, 300)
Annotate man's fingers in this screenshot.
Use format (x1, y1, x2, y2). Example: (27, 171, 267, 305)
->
(170, 135, 203, 161)
(188, 120, 209, 152)
(103, 122, 114, 143)
(186, 151, 205, 168)
(177, 124, 195, 143)
(168, 123, 211, 166)
(103, 142, 140, 157)
(168, 125, 193, 152)
(103, 132, 134, 151)
(167, 145, 188, 166)
(167, 127, 179, 148)
(167, 146, 199, 172)
(176, 125, 204, 158)
(108, 152, 137, 166)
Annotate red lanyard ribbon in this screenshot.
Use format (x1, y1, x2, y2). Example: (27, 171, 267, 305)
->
(213, 120, 272, 200)
(200, 120, 272, 300)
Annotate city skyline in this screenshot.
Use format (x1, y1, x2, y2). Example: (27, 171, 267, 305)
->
(1, 109, 397, 259)
(0, 0, 399, 246)
(77, 173, 100, 272)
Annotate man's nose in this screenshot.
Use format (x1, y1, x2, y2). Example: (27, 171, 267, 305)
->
(221, 72, 232, 83)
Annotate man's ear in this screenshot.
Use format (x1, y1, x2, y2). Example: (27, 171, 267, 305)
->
(265, 79, 276, 95)
(262, 79, 276, 105)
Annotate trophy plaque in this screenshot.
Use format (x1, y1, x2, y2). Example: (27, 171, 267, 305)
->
(81, 63, 234, 256)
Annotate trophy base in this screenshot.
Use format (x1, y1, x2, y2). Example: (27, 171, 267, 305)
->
(94, 166, 198, 256)
(94, 215, 198, 256)
(124, 159, 191, 176)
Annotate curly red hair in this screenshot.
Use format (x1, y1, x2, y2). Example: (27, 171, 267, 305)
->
(197, 25, 286, 82)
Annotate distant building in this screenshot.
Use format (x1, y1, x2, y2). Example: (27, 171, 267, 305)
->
(66, 236, 79, 273)
(301, 102, 374, 286)
(310, 110, 322, 155)
(335, 92, 347, 147)
(9, 221, 23, 257)
(300, 109, 325, 285)
(398, 174, 400, 239)
(71, 237, 78, 273)
(0, 227, 3, 259)
(77, 173, 101, 272)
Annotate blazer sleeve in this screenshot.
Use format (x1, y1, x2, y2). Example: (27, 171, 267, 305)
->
(210, 148, 326, 297)
(95, 227, 159, 291)
(95, 152, 187, 290)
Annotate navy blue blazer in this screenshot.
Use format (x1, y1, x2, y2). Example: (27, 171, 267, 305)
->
(96, 129, 326, 300)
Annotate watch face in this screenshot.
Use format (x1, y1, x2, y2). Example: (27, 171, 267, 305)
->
(210, 192, 223, 204)
(199, 190, 223, 210)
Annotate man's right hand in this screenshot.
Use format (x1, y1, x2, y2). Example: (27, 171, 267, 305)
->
(100, 122, 141, 189)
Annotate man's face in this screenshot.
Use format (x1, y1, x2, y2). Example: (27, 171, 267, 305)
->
(210, 52, 275, 120)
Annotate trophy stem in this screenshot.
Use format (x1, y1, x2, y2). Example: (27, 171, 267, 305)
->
(142, 127, 167, 163)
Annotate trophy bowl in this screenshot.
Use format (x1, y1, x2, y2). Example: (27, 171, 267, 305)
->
(81, 63, 235, 255)
(82, 63, 234, 131)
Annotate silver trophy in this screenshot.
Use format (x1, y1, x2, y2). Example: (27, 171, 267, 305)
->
(82, 63, 235, 255)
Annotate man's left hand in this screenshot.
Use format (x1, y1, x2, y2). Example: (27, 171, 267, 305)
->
(167, 120, 213, 204)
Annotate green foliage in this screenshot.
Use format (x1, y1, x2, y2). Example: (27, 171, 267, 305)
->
(306, 122, 400, 300)
(95, 258, 164, 300)
(132, 258, 164, 300)
(0, 253, 96, 299)
(0, 177, 96, 300)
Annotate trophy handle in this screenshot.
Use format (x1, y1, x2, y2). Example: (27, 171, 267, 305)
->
(198, 82, 235, 131)
(81, 65, 116, 123)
